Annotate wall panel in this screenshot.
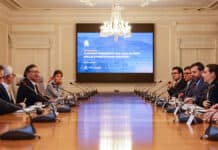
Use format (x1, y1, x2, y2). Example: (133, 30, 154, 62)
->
(0, 7, 217, 91)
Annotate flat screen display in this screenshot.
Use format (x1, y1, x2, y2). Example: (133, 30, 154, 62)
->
(77, 32, 153, 73)
(76, 24, 155, 82)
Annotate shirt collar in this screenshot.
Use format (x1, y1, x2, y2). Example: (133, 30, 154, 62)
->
(196, 77, 203, 85)
(187, 80, 191, 85)
(29, 79, 36, 86)
(210, 79, 218, 86)
(2, 82, 9, 90)
(175, 78, 182, 84)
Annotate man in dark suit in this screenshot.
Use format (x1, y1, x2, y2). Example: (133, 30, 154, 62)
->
(16, 64, 48, 107)
(201, 64, 218, 108)
(184, 62, 208, 106)
(178, 66, 194, 99)
(0, 65, 16, 104)
(167, 66, 187, 98)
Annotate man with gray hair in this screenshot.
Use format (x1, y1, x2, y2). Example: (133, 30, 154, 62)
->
(0, 65, 16, 104)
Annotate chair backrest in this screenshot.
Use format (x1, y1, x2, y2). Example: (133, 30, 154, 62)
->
(11, 75, 23, 99)
(37, 75, 46, 95)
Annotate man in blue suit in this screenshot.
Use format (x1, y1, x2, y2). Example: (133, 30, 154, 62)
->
(184, 62, 208, 106)
(178, 66, 194, 100)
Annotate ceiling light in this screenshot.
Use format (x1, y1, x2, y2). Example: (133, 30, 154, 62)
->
(100, 0, 131, 41)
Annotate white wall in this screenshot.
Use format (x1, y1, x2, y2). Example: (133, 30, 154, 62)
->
(0, 6, 218, 92)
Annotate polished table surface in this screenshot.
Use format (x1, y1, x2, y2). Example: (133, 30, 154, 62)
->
(0, 93, 217, 150)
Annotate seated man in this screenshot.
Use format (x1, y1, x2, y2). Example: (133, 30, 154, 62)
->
(201, 64, 218, 108)
(16, 64, 48, 107)
(184, 62, 208, 106)
(167, 66, 187, 98)
(178, 66, 194, 99)
(0, 65, 16, 104)
(46, 70, 64, 99)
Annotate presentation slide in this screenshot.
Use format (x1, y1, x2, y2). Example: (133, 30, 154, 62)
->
(77, 32, 153, 73)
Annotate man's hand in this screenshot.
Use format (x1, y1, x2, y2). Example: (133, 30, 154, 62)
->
(167, 81, 173, 88)
(184, 97, 194, 104)
(211, 103, 218, 109)
(18, 102, 26, 108)
(202, 100, 211, 109)
(178, 93, 184, 98)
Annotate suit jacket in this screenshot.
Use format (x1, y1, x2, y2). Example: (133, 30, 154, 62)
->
(199, 79, 218, 107)
(46, 80, 63, 99)
(184, 80, 195, 97)
(0, 84, 13, 104)
(193, 78, 208, 106)
(168, 79, 187, 98)
(16, 78, 47, 107)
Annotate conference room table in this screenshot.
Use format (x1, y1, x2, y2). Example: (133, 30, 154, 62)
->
(0, 93, 217, 150)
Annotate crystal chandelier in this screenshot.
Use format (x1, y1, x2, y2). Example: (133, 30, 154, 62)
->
(100, 0, 131, 41)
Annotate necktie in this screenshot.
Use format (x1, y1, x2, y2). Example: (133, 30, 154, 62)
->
(185, 81, 195, 97)
(8, 87, 16, 104)
(4, 85, 15, 104)
(34, 84, 41, 95)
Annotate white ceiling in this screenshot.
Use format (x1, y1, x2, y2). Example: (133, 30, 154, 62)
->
(9, 0, 216, 9)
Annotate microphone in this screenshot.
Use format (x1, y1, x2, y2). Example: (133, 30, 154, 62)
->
(142, 80, 162, 91)
(158, 80, 162, 83)
(51, 82, 78, 107)
(157, 90, 168, 98)
(51, 82, 74, 95)
(152, 82, 166, 94)
(152, 80, 162, 85)
(69, 82, 86, 92)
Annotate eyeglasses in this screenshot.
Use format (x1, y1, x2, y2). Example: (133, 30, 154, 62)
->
(171, 72, 179, 75)
(184, 72, 191, 75)
(29, 70, 40, 74)
(3, 73, 16, 78)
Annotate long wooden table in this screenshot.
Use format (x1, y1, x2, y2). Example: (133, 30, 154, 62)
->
(0, 93, 217, 150)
